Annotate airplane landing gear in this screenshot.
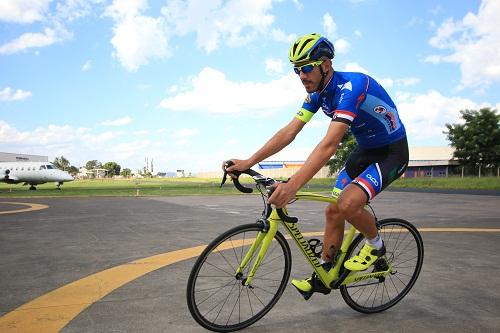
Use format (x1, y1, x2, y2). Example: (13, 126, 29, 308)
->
(29, 185, 37, 190)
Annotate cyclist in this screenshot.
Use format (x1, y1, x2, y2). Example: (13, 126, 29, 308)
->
(224, 32, 408, 296)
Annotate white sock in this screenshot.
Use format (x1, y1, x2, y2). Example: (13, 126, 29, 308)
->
(367, 234, 383, 250)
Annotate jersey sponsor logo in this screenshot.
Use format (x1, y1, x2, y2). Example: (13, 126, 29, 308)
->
(339, 93, 344, 104)
(384, 112, 398, 132)
(305, 94, 311, 103)
(374, 105, 387, 114)
(321, 103, 331, 115)
(366, 173, 379, 187)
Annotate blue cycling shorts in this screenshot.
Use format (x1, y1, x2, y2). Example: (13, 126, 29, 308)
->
(333, 137, 408, 201)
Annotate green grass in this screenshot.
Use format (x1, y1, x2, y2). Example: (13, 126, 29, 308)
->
(0, 176, 498, 198)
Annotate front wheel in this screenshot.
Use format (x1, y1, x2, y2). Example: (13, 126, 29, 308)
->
(340, 218, 424, 313)
(186, 223, 292, 332)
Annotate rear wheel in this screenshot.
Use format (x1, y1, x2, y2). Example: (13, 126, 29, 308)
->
(340, 218, 424, 313)
(187, 223, 292, 332)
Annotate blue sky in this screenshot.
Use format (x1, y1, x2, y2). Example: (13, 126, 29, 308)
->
(1, 0, 499, 173)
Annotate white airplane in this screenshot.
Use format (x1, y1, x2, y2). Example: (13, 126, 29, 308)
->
(0, 161, 74, 190)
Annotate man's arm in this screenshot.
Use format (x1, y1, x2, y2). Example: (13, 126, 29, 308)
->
(225, 117, 306, 173)
(268, 121, 349, 207)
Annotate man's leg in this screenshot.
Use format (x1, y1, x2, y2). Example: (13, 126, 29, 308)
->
(336, 184, 377, 239)
(322, 203, 344, 263)
(322, 184, 377, 263)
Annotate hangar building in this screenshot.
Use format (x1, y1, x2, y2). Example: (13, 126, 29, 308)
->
(0, 152, 48, 162)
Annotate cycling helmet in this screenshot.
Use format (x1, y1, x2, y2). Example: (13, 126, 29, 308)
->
(288, 33, 335, 64)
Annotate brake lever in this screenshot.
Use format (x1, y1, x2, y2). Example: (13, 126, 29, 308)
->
(220, 170, 228, 188)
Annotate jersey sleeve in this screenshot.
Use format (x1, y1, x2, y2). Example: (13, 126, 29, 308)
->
(332, 75, 369, 126)
(295, 93, 320, 123)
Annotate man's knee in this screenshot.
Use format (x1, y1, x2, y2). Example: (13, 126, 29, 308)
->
(337, 194, 365, 218)
(325, 203, 340, 218)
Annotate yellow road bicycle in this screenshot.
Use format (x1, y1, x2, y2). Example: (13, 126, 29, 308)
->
(187, 167, 424, 332)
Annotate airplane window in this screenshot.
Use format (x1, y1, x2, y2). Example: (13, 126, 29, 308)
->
(21, 167, 24, 171)
(16, 167, 18, 170)
(46, 165, 55, 169)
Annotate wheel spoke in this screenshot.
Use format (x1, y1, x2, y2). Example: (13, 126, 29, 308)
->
(340, 219, 423, 313)
(187, 224, 291, 331)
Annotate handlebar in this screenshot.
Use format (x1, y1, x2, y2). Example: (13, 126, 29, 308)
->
(221, 161, 298, 223)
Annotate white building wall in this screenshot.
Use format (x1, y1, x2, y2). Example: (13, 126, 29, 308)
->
(197, 166, 332, 179)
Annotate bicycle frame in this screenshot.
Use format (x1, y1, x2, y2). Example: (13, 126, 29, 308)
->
(236, 192, 392, 289)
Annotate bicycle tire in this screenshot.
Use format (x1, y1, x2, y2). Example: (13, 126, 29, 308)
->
(187, 223, 292, 332)
(340, 218, 424, 313)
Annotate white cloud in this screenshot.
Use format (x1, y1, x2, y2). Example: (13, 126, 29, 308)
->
(82, 60, 92, 71)
(161, 0, 274, 53)
(322, 13, 337, 39)
(322, 12, 350, 54)
(55, 0, 101, 23)
(343, 62, 370, 74)
(0, 0, 50, 23)
(101, 116, 133, 126)
(426, 0, 500, 89)
(396, 90, 499, 145)
(0, 25, 72, 55)
(0, 0, 100, 54)
(0, 121, 90, 145)
(342, 62, 419, 88)
(105, 0, 169, 72)
(265, 57, 284, 75)
(334, 38, 350, 54)
(354, 30, 362, 38)
(271, 29, 296, 43)
(159, 67, 304, 115)
(0, 87, 32, 102)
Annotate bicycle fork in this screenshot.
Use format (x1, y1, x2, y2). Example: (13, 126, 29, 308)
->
(235, 218, 279, 286)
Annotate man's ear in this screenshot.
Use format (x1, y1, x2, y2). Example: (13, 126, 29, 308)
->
(322, 58, 332, 72)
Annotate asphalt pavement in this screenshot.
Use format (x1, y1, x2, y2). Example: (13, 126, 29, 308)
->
(0, 190, 499, 333)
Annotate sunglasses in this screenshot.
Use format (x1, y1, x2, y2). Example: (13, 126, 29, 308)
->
(293, 60, 323, 75)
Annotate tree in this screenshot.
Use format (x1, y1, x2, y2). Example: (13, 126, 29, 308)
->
(53, 156, 70, 171)
(103, 161, 121, 177)
(326, 130, 357, 176)
(445, 108, 500, 169)
(121, 168, 132, 178)
(85, 160, 102, 170)
(67, 165, 79, 175)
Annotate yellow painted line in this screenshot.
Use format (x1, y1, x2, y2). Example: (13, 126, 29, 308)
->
(1, 227, 500, 332)
(0, 202, 48, 215)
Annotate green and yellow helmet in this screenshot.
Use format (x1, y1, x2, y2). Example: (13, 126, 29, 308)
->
(288, 33, 335, 64)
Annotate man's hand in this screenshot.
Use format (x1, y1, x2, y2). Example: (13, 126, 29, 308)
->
(221, 159, 253, 179)
(267, 182, 299, 208)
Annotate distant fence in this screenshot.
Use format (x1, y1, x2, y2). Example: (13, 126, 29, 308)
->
(197, 166, 332, 179)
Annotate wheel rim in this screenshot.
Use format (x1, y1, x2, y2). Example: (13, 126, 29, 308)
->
(188, 226, 290, 331)
(341, 219, 423, 312)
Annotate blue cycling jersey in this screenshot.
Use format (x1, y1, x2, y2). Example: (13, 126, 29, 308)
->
(295, 71, 406, 148)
